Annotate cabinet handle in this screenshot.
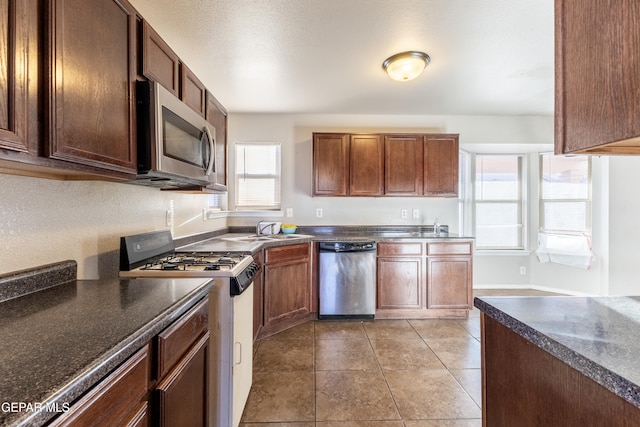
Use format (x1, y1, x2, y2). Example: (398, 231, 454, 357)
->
(234, 341, 242, 365)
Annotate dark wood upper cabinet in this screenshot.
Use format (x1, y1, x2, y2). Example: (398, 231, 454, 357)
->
(141, 20, 179, 96)
(0, 1, 29, 153)
(384, 134, 423, 196)
(180, 63, 206, 117)
(555, 0, 640, 154)
(424, 134, 459, 197)
(313, 133, 349, 196)
(206, 90, 228, 186)
(313, 132, 458, 197)
(349, 134, 384, 196)
(47, 0, 137, 174)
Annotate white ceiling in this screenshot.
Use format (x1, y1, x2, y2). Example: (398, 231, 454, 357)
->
(128, 0, 554, 116)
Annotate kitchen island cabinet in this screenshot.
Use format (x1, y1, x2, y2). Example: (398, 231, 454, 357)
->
(475, 296, 640, 426)
(555, 0, 640, 154)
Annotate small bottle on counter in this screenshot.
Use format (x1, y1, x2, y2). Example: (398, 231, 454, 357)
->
(434, 217, 441, 235)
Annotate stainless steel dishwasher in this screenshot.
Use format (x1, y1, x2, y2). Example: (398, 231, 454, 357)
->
(319, 241, 377, 319)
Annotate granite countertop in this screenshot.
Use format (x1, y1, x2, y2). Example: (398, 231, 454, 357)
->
(474, 296, 640, 408)
(0, 263, 213, 427)
(177, 226, 474, 254)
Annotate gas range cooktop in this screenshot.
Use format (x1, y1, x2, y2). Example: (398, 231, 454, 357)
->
(119, 231, 259, 295)
(120, 251, 254, 278)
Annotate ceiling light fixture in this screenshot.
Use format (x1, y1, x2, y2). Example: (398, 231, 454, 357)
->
(382, 51, 431, 82)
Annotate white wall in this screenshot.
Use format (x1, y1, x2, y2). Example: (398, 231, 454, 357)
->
(607, 156, 640, 295)
(228, 113, 562, 289)
(3, 112, 635, 296)
(0, 174, 224, 279)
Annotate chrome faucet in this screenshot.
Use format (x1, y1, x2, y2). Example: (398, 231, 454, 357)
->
(256, 220, 276, 235)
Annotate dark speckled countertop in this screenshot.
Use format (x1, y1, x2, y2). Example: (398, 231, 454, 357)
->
(474, 296, 640, 408)
(177, 225, 474, 254)
(0, 262, 213, 427)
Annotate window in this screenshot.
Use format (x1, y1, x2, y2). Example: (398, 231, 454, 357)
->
(474, 154, 525, 249)
(540, 153, 591, 233)
(235, 143, 281, 210)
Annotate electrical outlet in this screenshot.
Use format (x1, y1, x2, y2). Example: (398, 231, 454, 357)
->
(316, 208, 323, 218)
(412, 208, 420, 219)
(286, 208, 294, 217)
(401, 209, 408, 219)
(520, 266, 526, 275)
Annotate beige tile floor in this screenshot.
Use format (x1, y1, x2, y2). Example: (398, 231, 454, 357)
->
(240, 289, 559, 426)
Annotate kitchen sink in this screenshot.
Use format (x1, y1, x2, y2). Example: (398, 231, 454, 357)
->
(267, 234, 310, 240)
(222, 234, 313, 243)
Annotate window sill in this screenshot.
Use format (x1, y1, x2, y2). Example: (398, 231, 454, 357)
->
(475, 250, 532, 256)
(228, 210, 285, 218)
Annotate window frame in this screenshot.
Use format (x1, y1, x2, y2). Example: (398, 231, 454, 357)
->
(473, 153, 526, 251)
(539, 152, 592, 235)
(234, 142, 282, 211)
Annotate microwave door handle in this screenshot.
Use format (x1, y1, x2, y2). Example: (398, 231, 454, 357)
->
(204, 125, 215, 176)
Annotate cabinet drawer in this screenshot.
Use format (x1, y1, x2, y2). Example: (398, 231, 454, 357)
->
(265, 243, 310, 263)
(49, 345, 149, 427)
(157, 297, 208, 379)
(427, 242, 472, 256)
(377, 242, 423, 256)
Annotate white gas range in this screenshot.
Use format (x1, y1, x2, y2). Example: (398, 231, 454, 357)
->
(120, 230, 256, 427)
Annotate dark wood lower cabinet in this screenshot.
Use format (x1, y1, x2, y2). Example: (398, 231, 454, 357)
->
(156, 333, 209, 426)
(376, 241, 472, 319)
(260, 243, 312, 338)
(48, 345, 150, 427)
(377, 257, 423, 309)
(49, 296, 211, 427)
(481, 315, 640, 426)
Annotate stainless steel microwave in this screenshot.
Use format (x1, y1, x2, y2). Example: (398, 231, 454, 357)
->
(134, 80, 227, 191)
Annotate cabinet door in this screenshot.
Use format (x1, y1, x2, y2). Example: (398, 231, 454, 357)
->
(180, 63, 206, 117)
(349, 134, 384, 196)
(427, 257, 472, 309)
(384, 134, 423, 195)
(206, 90, 228, 186)
(157, 333, 209, 427)
(142, 20, 179, 96)
(264, 259, 311, 325)
(377, 257, 423, 309)
(313, 133, 349, 195)
(424, 134, 459, 196)
(0, 1, 29, 152)
(49, 345, 150, 427)
(47, 0, 137, 174)
(556, 0, 640, 154)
